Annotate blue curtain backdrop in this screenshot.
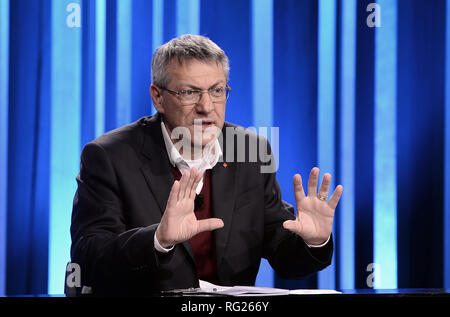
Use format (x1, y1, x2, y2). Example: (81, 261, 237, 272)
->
(1, 0, 450, 295)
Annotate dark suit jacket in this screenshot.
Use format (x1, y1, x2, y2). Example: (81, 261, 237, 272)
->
(70, 113, 333, 295)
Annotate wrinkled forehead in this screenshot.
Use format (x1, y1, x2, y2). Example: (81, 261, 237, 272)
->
(165, 58, 227, 86)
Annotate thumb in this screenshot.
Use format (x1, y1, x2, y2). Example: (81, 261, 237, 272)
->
(283, 220, 302, 235)
(196, 218, 224, 234)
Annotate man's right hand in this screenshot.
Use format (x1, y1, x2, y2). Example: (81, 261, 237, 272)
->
(155, 168, 224, 249)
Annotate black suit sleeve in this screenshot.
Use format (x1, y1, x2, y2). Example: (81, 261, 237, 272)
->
(70, 142, 194, 295)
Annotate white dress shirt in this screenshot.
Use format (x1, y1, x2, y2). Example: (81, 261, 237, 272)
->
(160, 120, 222, 193)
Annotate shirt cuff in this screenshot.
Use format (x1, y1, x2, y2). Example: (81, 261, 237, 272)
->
(305, 235, 331, 248)
(154, 232, 175, 253)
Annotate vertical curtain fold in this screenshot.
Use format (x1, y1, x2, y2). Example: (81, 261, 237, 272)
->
(354, 0, 375, 289)
(131, 0, 153, 121)
(273, 0, 318, 289)
(0, 0, 10, 296)
(7, 0, 50, 295)
(397, 0, 446, 288)
(81, 0, 96, 147)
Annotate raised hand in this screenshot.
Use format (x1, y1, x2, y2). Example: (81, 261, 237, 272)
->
(283, 167, 343, 246)
(155, 168, 224, 249)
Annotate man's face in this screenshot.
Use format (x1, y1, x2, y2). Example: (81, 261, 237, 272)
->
(151, 59, 227, 148)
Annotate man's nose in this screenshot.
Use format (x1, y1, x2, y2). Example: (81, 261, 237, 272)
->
(195, 91, 213, 113)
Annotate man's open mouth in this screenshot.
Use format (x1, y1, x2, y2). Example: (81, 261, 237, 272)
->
(193, 120, 216, 130)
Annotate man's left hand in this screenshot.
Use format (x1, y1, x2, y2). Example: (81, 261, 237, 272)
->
(283, 167, 343, 246)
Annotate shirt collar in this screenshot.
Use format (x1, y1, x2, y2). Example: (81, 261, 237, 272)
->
(160, 120, 222, 173)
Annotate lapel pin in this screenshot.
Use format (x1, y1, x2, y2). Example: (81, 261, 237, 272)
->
(223, 163, 228, 168)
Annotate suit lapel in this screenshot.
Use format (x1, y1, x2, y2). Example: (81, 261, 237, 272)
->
(139, 114, 195, 262)
(140, 114, 174, 215)
(212, 128, 237, 268)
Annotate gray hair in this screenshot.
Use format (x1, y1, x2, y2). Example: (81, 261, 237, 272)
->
(151, 34, 229, 88)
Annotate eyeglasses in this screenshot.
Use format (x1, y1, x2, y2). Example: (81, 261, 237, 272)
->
(159, 85, 231, 105)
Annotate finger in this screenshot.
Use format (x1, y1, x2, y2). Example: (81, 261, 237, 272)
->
(307, 167, 319, 197)
(293, 174, 306, 203)
(318, 173, 331, 201)
(167, 180, 180, 208)
(283, 220, 302, 236)
(196, 218, 224, 234)
(178, 170, 190, 200)
(328, 185, 343, 210)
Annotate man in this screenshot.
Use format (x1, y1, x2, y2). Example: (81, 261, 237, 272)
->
(70, 34, 343, 295)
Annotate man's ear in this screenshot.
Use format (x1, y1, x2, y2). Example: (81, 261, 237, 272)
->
(150, 84, 164, 114)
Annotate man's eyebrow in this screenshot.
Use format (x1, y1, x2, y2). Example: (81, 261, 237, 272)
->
(207, 80, 226, 89)
(180, 80, 225, 90)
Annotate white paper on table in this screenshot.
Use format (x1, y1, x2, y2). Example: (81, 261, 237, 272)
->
(289, 289, 341, 295)
(198, 280, 340, 296)
(199, 280, 290, 296)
